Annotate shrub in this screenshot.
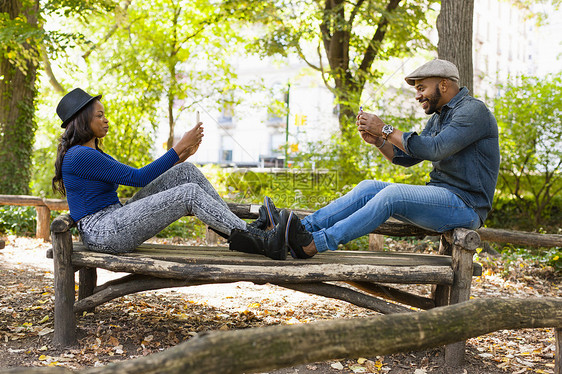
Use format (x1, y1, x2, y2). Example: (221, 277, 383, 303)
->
(0, 206, 36, 236)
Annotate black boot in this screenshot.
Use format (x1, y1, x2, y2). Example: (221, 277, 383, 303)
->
(285, 211, 315, 259)
(228, 220, 288, 260)
(209, 227, 229, 240)
(248, 196, 281, 231)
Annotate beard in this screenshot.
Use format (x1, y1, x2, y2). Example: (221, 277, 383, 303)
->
(423, 84, 442, 114)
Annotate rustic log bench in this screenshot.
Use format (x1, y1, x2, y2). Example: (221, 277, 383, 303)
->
(48, 203, 483, 367)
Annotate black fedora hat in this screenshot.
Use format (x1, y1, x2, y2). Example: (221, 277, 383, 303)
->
(57, 88, 102, 128)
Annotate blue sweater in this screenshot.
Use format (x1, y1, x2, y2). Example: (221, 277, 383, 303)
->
(62, 145, 179, 222)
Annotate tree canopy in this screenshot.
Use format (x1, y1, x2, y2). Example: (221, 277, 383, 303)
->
(222, 0, 438, 134)
(494, 74, 562, 227)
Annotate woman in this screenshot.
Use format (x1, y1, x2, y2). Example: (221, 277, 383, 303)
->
(52, 88, 287, 260)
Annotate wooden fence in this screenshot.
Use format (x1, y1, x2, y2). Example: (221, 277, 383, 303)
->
(0, 195, 69, 240)
(1, 194, 562, 248)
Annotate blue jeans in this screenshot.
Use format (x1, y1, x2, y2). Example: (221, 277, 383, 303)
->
(302, 180, 480, 252)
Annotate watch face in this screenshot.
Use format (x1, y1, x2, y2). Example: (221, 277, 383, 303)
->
(382, 124, 393, 134)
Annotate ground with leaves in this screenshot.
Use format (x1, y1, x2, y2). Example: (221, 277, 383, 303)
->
(0, 236, 560, 374)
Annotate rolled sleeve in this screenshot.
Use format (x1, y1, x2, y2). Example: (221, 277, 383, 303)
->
(392, 131, 423, 167)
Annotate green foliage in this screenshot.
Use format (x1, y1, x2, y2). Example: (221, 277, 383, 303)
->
(493, 74, 562, 228)
(0, 206, 36, 236)
(0, 88, 38, 195)
(79, 0, 247, 150)
(498, 245, 562, 275)
(487, 195, 562, 233)
(155, 216, 206, 239)
(222, 0, 438, 132)
(0, 12, 43, 74)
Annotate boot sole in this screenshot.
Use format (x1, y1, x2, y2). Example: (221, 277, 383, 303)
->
(285, 211, 313, 259)
(265, 196, 279, 229)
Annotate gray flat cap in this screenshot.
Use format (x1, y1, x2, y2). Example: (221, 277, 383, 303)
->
(404, 59, 459, 86)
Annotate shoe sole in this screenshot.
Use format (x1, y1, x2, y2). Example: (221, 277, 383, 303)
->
(285, 211, 298, 259)
(265, 196, 277, 229)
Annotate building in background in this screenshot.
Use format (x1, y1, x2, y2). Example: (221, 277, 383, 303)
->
(473, 0, 539, 98)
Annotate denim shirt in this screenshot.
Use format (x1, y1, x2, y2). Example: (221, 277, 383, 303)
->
(392, 87, 500, 226)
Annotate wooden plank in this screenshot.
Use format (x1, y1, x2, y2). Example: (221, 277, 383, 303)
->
(43, 198, 69, 211)
(72, 243, 455, 268)
(346, 281, 436, 310)
(5, 197, 562, 247)
(69, 251, 455, 285)
(477, 227, 562, 248)
(278, 282, 412, 314)
(75, 276, 207, 313)
(0, 194, 44, 206)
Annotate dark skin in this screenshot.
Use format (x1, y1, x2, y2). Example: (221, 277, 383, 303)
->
(301, 77, 460, 257)
(356, 77, 460, 160)
(84, 100, 204, 163)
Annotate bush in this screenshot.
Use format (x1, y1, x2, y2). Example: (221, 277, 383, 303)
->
(155, 216, 207, 240)
(487, 195, 562, 233)
(498, 245, 561, 275)
(0, 206, 36, 236)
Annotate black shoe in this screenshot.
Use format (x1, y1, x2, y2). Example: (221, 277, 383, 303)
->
(228, 220, 287, 260)
(248, 196, 281, 230)
(264, 196, 281, 229)
(285, 211, 315, 259)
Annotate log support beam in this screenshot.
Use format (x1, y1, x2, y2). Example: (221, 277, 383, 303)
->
(554, 326, 562, 374)
(52, 227, 76, 346)
(443, 228, 479, 367)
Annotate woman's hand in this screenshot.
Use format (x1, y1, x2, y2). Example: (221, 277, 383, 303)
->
(174, 122, 204, 163)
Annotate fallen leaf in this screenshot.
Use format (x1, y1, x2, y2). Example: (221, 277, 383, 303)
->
(38, 327, 54, 336)
(330, 362, 344, 370)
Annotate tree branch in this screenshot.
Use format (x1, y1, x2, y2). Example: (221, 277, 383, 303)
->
(357, 0, 401, 86)
(41, 44, 64, 94)
(349, 0, 367, 25)
(82, 0, 133, 60)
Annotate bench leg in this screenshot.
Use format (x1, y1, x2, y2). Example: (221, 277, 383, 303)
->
(433, 235, 452, 307)
(444, 229, 478, 367)
(79, 267, 97, 313)
(554, 328, 562, 374)
(52, 230, 77, 346)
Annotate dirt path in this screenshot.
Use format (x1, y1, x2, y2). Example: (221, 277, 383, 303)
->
(0, 236, 560, 373)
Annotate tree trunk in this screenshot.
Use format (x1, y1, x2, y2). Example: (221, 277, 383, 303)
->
(321, 0, 401, 134)
(436, 0, 474, 94)
(7, 298, 558, 374)
(0, 0, 40, 194)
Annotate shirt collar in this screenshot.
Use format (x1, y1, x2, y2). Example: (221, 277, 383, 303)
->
(441, 87, 469, 112)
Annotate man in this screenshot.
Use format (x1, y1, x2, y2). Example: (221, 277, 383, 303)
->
(284, 59, 500, 258)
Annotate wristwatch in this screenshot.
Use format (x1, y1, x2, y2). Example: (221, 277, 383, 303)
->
(381, 124, 394, 139)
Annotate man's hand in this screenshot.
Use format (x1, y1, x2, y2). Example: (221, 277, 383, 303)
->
(357, 111, 386, 137)
(358, 129, 381, 145)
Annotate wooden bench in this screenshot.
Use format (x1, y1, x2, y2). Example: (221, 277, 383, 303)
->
(48, 203, 484, 367)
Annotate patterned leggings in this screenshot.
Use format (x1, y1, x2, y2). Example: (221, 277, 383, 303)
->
(77, 162, 246, 254)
